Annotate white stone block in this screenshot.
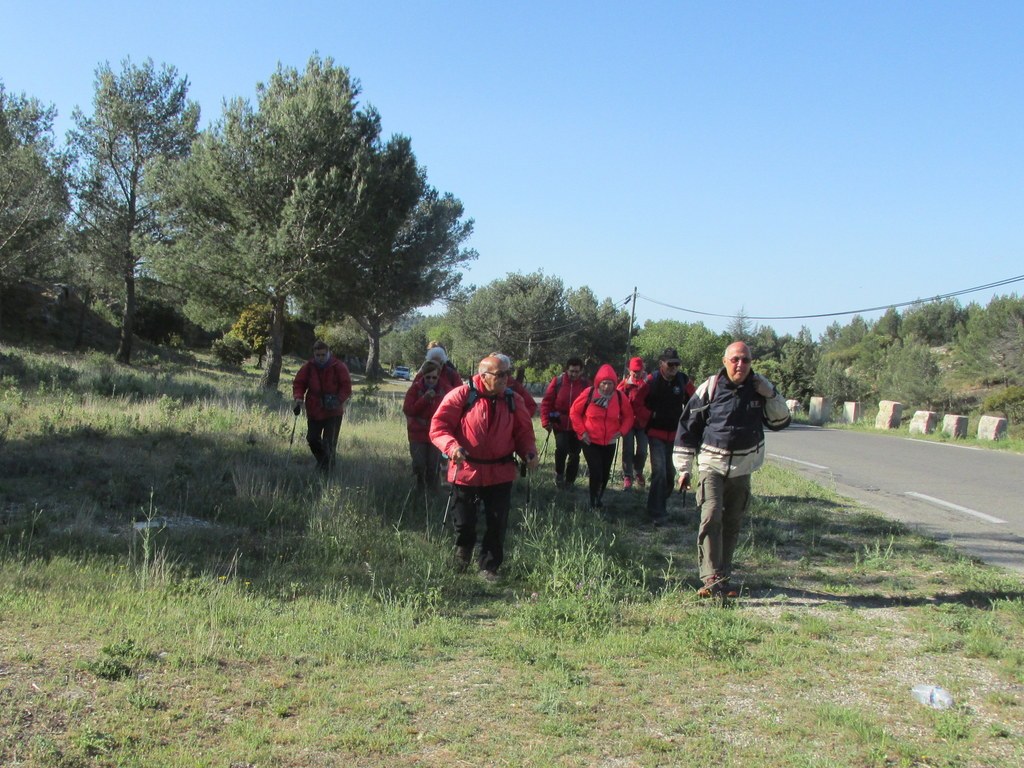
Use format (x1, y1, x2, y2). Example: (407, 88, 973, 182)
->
(809, 397, 831, 425)
(941, 415, 968, 438)
(909, 410, 937, 435)
(785, 399, 802, 414)
(842, 401, 862, 424)
(875, 400, 903, 430)
(978, 415, 1008, 441)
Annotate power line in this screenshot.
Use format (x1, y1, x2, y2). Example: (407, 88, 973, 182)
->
(637, 273, 1024, 322)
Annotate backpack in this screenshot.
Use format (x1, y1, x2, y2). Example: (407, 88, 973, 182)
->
(464, 379, 517, 414)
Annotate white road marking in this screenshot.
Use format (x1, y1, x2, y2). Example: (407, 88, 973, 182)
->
(769, 453, 829, 470)
(905, 491, 1007, 524)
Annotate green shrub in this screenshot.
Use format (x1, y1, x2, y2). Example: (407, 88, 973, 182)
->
(211, 335, 249, 368)
(982, 386, 1024, 424)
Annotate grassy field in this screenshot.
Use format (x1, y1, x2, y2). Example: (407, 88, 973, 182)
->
(1, 344, 1022, 767)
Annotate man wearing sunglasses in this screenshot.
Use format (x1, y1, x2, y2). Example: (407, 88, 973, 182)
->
(673, 341, 791, 598)
(430, 355, 538, 581)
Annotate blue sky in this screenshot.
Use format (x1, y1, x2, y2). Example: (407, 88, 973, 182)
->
(2, 1, 1022, 338)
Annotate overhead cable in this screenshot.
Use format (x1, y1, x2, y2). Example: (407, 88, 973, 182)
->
(637, 273, 1024, 321)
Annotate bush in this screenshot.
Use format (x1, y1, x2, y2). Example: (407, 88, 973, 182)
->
(982, 386, 1024, 424)
(211, 335, 249, 368)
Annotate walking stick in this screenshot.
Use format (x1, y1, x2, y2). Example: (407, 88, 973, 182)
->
(285, 409, 300, 468)
(539, 427, 553, 462)
(443, 460, 460, 527)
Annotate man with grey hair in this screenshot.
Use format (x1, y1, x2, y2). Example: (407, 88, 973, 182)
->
(430, 355, 538, 581)
(674, 341, 790, 598)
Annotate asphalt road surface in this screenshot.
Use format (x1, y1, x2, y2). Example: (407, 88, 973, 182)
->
(765, 424, 1024, 574)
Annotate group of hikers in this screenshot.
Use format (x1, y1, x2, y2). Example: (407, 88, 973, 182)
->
(291, 339, 791, 598)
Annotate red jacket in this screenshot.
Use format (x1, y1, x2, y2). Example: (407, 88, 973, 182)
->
(508, 377, 538, 418)
(570, 364, 634, 446)
(430, 376, 537, 486)
(617, 373, 651, 429)
(403, 378, 450, 443)
(293, 356, 352, 421)
(540, 372, 591, 431)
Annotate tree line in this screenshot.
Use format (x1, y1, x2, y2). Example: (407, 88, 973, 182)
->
(1, 55, 475, 387)
(2, 55, 1022, 421)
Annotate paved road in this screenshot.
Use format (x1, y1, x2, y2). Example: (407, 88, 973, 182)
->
(765, 424, 1024, 573)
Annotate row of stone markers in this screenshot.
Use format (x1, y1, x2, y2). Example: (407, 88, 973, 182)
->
(797, 397, 1008, 440)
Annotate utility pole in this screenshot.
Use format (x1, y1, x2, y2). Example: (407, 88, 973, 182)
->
(624, 286, 638, 372)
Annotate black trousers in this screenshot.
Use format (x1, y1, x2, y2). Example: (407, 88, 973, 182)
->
(306, 414, 343, 471)
(452, 482, 513, 573)
(581, 442, 616, 507)
(554, 430, 582, 484)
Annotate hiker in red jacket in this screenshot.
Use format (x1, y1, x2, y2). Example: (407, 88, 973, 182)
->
(570, 363, 634, 511)
(292, 340, 353, 473)
(617, 356, 651, 491)
(540, 357, 590, 489)
(403, 360, 450, 491)
(430, 355, 538, 581)
(492, 352, 537, 418)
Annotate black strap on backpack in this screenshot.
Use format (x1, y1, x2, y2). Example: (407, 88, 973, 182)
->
(464, 379, 516, 413)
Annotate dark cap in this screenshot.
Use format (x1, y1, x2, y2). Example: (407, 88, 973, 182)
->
(659, 347, 681, 364)
(628, 356, 644, 372)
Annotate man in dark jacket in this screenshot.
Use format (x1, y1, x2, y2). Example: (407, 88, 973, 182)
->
(540, 357, 590, 489)
(674, 341, 791, 597)
(644, 347, 695, 524)
(292, 340, 353, 472)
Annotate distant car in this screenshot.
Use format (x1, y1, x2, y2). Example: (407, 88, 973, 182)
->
(392, 366, 411, 380)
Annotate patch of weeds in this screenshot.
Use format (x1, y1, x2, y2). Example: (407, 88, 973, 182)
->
(79, 638, 148, 681)
(854, 536, 896, 570)
(948, 559, 1024, 594)
(934, 707, 973, 742)
(126, 684, 167, 712)
(512, 589, 617, 641)
(71, 724, 117, 757)
(676, 608, 768, 663)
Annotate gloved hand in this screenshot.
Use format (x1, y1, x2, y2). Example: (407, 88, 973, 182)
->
(293, 401, 302, 416)
(752, 374, 776, 399)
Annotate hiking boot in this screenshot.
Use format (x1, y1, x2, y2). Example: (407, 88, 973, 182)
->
(622, 476, 633, 491)
(454, 546, 472, 573)
(697, 574, 733, 599)
(555, 473, 565, 489)
(478, 569, 499, 583)
(635, 475, 645, 489)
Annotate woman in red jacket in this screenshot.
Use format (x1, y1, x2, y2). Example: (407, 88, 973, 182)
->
(403, 361, 449, 491)
(570, 363, 634, 511)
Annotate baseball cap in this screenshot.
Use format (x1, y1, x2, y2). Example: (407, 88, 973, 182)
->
(659, 347, 681, 364)
(628, 356, 644, 372)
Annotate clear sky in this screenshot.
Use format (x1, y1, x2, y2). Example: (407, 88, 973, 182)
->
(2, 1, 1022, 338)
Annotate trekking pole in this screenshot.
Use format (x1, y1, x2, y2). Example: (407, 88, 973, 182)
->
(539, 427, 552, 462)
(284, 409, 300, 469)
(443, 460, 460, 527)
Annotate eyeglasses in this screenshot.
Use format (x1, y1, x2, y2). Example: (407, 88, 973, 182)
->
(728, 356, 751, 364)
(665, 362, 680, 368)
(483, 370, 510, 379)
